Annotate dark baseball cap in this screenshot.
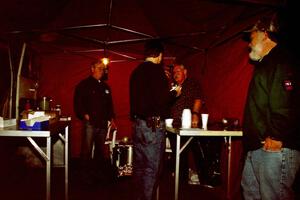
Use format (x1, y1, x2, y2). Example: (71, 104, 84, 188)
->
(245, 14, 279, 33)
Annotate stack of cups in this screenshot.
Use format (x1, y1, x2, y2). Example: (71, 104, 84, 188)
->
(182, 109, 192, 128)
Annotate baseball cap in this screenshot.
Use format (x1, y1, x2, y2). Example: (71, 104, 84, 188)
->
(245, 14, 279, 33)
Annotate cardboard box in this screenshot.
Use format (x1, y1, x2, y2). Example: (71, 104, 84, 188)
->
(0, 117, 17, 128)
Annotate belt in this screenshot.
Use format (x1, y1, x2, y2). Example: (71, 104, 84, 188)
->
(134, 115, 162, 121)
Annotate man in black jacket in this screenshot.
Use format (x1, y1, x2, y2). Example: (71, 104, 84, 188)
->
(241, 13, 300, 200)
(129, 40, 180, 200)
(74, 60, 116, 186)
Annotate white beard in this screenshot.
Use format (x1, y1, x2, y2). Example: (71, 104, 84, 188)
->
(249, 43, 263, 61)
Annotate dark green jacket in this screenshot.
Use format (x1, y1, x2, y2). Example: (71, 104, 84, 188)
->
(243, 45, 300, 152)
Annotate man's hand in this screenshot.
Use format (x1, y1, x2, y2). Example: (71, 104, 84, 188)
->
(174, 85, 182, 97)
(191, 114, 199, 128)
(263, 137, 282, 151)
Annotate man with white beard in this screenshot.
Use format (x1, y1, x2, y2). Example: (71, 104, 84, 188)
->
(241, 12, 300, 200)
(248, 31, 269, 61)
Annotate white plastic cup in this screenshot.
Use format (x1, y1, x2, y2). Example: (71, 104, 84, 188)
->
(165, 118, 174, 127)
(201, 113, 209, 130)
(182, 109, 192, 128)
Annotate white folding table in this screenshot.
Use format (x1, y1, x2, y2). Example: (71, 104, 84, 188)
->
(0, 121, 69, 200)
(166, 127, 242, 200)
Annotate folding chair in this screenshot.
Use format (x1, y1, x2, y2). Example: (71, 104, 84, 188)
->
(105, 121, 118, 162)
(91, 121, 118, 162)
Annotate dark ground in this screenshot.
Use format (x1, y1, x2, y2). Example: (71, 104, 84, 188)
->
(0, 154, 227, 200)
(0, 138, 299, 200)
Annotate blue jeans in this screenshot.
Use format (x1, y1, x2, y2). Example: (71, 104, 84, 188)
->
(241, 148, 300, 200)
(80, 121, 107, 184)
(132, 119, 166, 200)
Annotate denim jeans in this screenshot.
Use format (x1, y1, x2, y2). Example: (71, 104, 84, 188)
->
(132, 119, 166, 200)
(241, 148, 300, 200)
(80, 121, 107, 184)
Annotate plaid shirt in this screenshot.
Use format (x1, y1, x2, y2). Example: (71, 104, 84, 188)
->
(171, 78, 202, 127)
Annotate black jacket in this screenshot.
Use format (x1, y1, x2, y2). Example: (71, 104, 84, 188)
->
(73, 76, 115, 128)
(129, 61, 175, 120)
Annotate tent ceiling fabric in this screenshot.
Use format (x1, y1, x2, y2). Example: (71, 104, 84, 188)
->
(0, 0, 283, 60)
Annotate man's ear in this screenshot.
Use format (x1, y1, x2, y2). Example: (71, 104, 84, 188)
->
(184, 69, 187, 77)
(263, 31, 270, 41)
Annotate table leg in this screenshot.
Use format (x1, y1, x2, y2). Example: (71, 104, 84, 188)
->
(26, 137, 51, 200)
(175, 134, 180, 200)
(46, 136, 51, 200)
(174, 136, 194, 200)
(65, 126, 69, 200)
(226, 136, 232, 200)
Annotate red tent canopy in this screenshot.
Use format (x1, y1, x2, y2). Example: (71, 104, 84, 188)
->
(0, 1, 296, 199)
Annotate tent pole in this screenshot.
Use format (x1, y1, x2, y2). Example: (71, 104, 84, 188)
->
(15, 42, 27, 118)
(8, 45, 14, 118)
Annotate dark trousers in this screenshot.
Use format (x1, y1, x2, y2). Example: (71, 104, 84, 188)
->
(80, 121, 113, 185)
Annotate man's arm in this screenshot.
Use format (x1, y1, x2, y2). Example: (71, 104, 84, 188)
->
(192, 99, 201, 128)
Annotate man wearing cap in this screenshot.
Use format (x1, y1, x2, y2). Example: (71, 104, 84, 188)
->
(241, 13, 300, 200)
